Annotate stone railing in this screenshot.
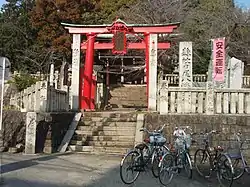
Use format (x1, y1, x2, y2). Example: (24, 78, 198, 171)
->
(162, 74, 207, 85)
(162, 74, 250, 87)
(159, 84, 250, 114)
(10, 81, 69, 112)
(243, 76, 250, 87)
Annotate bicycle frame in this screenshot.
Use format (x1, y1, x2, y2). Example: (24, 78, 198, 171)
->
(231, 133, 250, 174)
(133, 124, 169, 170)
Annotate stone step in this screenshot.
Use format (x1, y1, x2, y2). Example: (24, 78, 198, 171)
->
(76, 125, 136, 131)
(75, 130, 135, 136)
(72, 135, 135, 142)
(87, 141, 134, 147)
(98, 130, 135, 136)
(110, 94, 146, 98)
(83, 112, 138, 118)
(77, 121, 136, 128)
(109, 101, 147, 105)
(70, 140, 134, 147)
(75, 130, 94, 136)
(109, 97, 147, 101)
(109, 103, 147, 107)
(110, 87, 146, 91)
(68, 145, 130, 155)
(81, 117, 137, 123)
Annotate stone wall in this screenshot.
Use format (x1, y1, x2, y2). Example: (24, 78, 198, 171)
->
(35, 112, 75, 154)
(144, 114, 250, 161)
(0, 110, 26, 152)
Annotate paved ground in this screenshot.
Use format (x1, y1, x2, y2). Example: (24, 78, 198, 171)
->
(0, 152, 249, 187)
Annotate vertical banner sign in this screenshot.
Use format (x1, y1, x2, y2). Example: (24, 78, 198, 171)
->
(179, 42, 193, 87)
(213, 38, 225, 82)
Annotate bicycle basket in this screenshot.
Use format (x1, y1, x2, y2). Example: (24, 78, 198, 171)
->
(174, 134, 191, 150)
(195, 134, 212, 148)
(226, 135, 242, 156)
(174, 137, 185, 150)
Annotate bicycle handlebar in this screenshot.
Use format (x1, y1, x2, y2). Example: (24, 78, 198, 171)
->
(234, 132, 250, 143)
(139, 124, 166, 134)
(199, 130, 218, 136)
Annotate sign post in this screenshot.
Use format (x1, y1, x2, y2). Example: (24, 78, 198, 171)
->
(0, 57, 6, 131)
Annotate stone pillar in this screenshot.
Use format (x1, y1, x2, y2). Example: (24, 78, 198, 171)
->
(70, 34, 81, 110)
(179, 42, 193, 113)
(25, 112, 37, 154)
(49, 63, 54, 87)
(159, 80, 168, 114)
(229, 57, 244, 89)
(134, 114, 145, 146)
(206, 81, 214, 114)
(54, 70, 59, 89)
(148, 34, 158, 111)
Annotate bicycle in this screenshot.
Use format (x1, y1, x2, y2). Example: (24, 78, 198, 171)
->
(228, 132, 250, 181)
(193, 130, 234, 187)
(120, 124, 169, 184)
(158, 126, 193, 186)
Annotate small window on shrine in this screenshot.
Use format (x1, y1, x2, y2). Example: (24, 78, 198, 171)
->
(112, 31, 127, 54)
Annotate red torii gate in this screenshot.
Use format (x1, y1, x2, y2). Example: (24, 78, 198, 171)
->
(62, 19, 180, 111)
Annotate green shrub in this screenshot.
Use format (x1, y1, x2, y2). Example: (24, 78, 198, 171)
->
(7, 73, 41, 92)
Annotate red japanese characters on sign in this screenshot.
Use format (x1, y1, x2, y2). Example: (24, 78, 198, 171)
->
(212, 38, 225, 82)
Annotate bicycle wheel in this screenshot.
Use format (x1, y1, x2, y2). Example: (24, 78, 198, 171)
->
(231, 157, 245, 180)
(183, 152, 193, 179)
(152, 145, 169, 178)
(194, 149, 212, 178)
(216, 153, 234, 187)
(159, 153, 175, 186)
(120, 150, 141, 184)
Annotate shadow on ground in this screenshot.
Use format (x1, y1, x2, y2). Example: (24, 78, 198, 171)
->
(84, 165, 250, 187)
(1, 178, 78, 187)
(1, 153, 250, 187)
(1, 152, 74, 174)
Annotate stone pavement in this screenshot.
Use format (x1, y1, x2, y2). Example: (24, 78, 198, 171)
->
(0, 152, 249, 187)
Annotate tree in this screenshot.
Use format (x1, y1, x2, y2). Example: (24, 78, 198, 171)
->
(0, 0, 38, 72)
(29, 0, 89, 61)
(120, 0, 250, 74)
(29, 0, 139, 67)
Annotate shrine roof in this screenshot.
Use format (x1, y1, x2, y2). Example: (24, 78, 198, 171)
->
(62, 19, 180, 34)
(61, 22, 180, 28)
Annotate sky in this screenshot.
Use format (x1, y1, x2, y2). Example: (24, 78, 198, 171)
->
(237, 0, 250, 8)
(0, 0, 250, 8)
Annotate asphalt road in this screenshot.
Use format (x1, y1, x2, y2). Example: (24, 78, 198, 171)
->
(0, 152, 249, 187)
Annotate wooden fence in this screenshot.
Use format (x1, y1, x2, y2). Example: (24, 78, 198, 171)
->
(10, 81, 69, 112)
(163, 74, 250, 87)
(159, 84, 250, 114)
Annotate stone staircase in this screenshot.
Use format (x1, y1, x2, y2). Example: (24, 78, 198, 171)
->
(109, 84, 147, 109)
(68, 111, 138, 155)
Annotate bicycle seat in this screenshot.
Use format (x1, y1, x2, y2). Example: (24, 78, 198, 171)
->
(214, 145, 223, 151)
